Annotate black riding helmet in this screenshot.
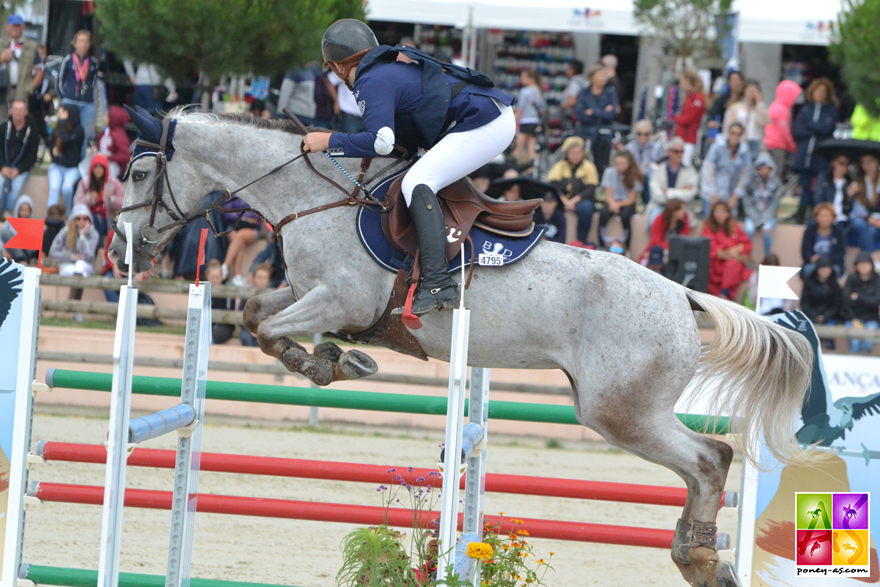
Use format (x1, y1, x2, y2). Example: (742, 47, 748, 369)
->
(321, 19, 379, 65)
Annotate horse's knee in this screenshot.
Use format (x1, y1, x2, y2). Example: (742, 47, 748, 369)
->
(242, 297, 262, 334)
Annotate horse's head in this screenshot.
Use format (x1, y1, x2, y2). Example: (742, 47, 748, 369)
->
(108, 107, 211, 274)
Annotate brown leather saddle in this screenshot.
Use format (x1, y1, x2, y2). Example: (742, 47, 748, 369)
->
(381, 176, 541, 261)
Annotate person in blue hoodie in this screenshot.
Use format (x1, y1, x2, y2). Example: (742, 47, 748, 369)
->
(303, 19, 515, 317)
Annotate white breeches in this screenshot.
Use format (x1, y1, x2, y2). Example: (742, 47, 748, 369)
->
(401, 105, 515, 206)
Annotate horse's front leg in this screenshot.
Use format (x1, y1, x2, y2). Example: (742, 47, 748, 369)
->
(255, 285, 378, 386)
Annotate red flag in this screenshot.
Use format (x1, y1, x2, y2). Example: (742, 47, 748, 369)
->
(5, 218, 45, 269)
(195, 228, 208, 287)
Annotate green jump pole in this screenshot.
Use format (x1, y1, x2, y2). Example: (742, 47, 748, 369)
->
(19, 565, 297, 587)
(45, 369, 729, 435)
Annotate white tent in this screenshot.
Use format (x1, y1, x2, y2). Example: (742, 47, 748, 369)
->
(733, 0, 842, 46)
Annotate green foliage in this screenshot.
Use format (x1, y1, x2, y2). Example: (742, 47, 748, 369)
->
(633, 0, 734, 59)
(337, 526, 415, 587)
(477, 518, 555, 587)
(831, 0, 880, 118)
(96, 0, 365, 83)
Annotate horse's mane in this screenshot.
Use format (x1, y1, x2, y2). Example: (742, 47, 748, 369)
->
(168, 106, 307, 136)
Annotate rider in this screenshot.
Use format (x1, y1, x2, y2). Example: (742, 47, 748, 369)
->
(302, 19, 515, 317)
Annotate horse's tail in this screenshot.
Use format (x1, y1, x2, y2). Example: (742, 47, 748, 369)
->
(685, 290, 813, 467)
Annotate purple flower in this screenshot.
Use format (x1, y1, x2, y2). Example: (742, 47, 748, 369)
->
(416, 476, 426, 483)
(408, 467, 414, 472)
(396, 475, 403, 481)
(387, 468, 396, 473)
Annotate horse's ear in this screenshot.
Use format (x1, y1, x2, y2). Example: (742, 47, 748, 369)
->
(125, 105, 162, 143)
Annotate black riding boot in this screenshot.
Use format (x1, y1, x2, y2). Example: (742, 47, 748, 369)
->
(393, 184, 460, 317)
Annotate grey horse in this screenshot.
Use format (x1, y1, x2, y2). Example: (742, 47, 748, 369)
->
(109, 111, 813, 587)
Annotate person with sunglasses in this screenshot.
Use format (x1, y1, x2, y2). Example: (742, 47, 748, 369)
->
(813, 154, 853, 225)
(644, 137, 699, 228)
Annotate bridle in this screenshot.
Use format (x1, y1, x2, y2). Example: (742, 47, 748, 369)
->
(114, 115, 402, 263)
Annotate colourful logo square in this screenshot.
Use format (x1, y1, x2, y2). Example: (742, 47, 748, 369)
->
(832, 493, 869, 530)
(796, 530, 832, 565)
(832, 529, 869, 566)
(795, 493, 832, 530)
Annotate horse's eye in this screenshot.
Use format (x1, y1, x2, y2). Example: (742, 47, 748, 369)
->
(132, 171, 146, 182)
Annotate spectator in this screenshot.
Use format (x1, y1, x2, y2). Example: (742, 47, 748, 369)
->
(723, 79, 767, 159)
(47, 104, 83, 211)
(49, 203, 99, 321)
(73, 154, 124, 243)
(801, 202, 846, 278)
(792, 78, 840, 223)
(123, 60, 176, 115)
(239, 262, 272, 347)
(847, 153, 880, 252)
(706, 70, 744, 131)
(30, 44, 56, 150)
(0, 14, 43, 122)
(247, 98, 271, 120)
(560, 59, 586, 120)
(248, 230, 286, 289)
(513, 69, 544, 164)
(96, 105, 131, 178)
(800, 256, 842, 349)
(600, 54, 623, 118)
(99, 232, 162, 326)
(534, 193, 566, 243)
(0, 100, 39, 217)
(576, 64, 618, 178)
(814, 154, 853, 223)
(205, 259, 236, 345)
(700, 122, 752, 218)
(764, 80, 801, 183)
(327, 71, 365, 134)
(640, 198, 690, 269)
(703, 201, 751, 300)
(841, 251, 880, 354)
(221, 197, 261, 286)
(597, 150, 643, 250)
(546, 136, 598, 244)
(42, 203, 66, 257)
(0, 194, 35, 264)
(57, 30, 98, 160)
(673, 70, 706, 167)
(278, 64, 319, 125)
(626, 119, 662, 203)
(645, 137, 699, 227)
(167, 194, 228, 281)
(742, 153, 781, 255)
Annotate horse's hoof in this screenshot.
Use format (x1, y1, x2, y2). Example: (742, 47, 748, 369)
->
(282, 349, 334, 386)
(335, 350, 378, 381)
(714, 561, 741, 587)
(313, 341, 344, 363)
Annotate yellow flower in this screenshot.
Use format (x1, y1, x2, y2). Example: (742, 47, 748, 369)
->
(511, 518, 525, 524)
(537, 559, 546, 565)
(518, 530, 529, 536)
(466, 542, 494, 561)
(549, 551, 555, 555)
(498, 512, 505, 516)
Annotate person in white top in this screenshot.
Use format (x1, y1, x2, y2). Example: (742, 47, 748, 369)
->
(326, 70, 365, 134)
(123, 60, 177, 114)
(722, 79, 767, 160)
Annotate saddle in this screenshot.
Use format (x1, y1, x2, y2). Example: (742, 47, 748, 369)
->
(381, 176, 541, 260)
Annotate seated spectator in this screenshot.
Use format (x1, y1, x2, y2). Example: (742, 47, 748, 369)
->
(703, 201, 751, 300)
(0, 100, 40, 218)
(846, 153, 880, 252)
(42, 204, 67, 258)
(841, 251, 880, 353)
(722, 79, 767, 159)
(800, 256, 842, 349)
(625, 119, 662, 203)
(239, 262, 272, 347)
(814, 154, 853, 224)
(49, 203, 99, 321)
(742, 153, 781, 255)
(96, 106, 131, 178)
(1, 195, 36, 264)
(598, 150, 643, 250)
(73, 154, 124, 243)
(248, 229, 286, 288)
(547, 136, 598, 244)
(700, 122, 751, 219)
(47, 104, 83, 211)
(801, 203, 845, 278)
(645, 138, 699, 228)
(640, 199, 689, 268)
(534, 193, 566, 243)
(205, 259, 236, 344)
(221, 197, 262, 286)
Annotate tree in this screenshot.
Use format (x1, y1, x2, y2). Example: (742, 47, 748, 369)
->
(831, 0, 880, 118)
(97, 0, 364, 93)
(633, 0, 733, 61)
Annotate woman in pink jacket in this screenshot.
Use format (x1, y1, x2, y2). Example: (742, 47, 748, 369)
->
(764, 80, 802, 182)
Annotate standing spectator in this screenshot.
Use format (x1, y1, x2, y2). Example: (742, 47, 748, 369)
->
(30, 44, 55, 151)
(703, 201, 752, 300)
(792, 78, 840, 223)
(277, 64, 319, 125)
(73, 154, 124, 242)
(560, 59, 586, 122)
(706, 70, 744, 131)
(576, 64, 618, 178)
(57, 30, 98, 160)
(723, 79, 767, 159)
(205, 259, 236, 345)
(221, 197, 261, 286)
(841, 251, 880, 354)
(600, 54, 623, 118)
(640, 198, 690, 268)
(846, 153, 880, 252)
(513, 69, 544, 164)
(327, 71, 365, 133)
(800, 256, 842, 349)
(47, 104, 83, 211)
(673, 70, 706, 167)
(700, 122, 752, 218)
(0, 100, 39, 216)
(0, 14, 43, 122)
(814, 154, 853, 223)
(646, 138, 699, 227)
(96, 105, 131, 178)
(546, 136, 598, 244)
(1, 194, 34, 264)
(534, 193, 566, 244)
(801, 203, 845, 278)
(764, 80, 801, 183)
(742, 153, 781, 255)
(626, 119, 662, 203)
(312, 67, 333, 128)
(597, 150, 643, 250)
(123, 60, 176, 114)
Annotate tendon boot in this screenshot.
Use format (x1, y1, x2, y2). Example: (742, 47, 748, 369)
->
(392, 184, 460, 317)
